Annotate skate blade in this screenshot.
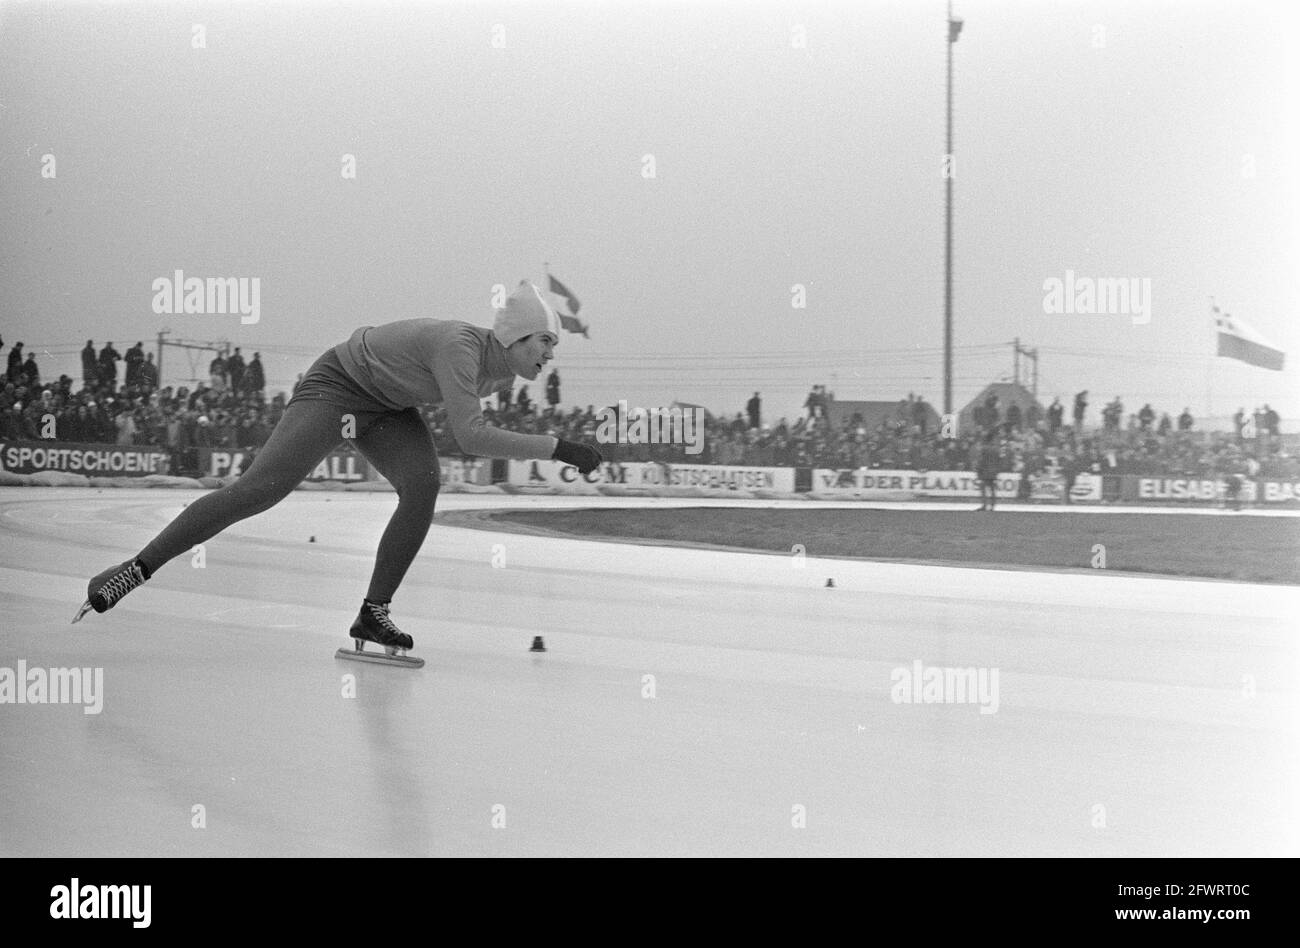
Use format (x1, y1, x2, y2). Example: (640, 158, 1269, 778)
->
(334, 645, 424, 669)
(71, 600, 94, 625)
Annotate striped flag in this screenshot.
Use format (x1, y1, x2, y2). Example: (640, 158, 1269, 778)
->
(546, 274, 590, 338)
(1214, 303, 1284, 371)
(548, 275, 581, 314)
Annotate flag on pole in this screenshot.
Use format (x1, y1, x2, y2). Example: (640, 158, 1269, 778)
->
(1214, 303, 1284, 371)
(548, 275, 581, 315)
(545, 273, 589, 338)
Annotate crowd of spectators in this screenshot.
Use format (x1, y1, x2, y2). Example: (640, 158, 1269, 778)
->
(2, 334, 1293, 482)
(431, 383, 1295, 483)
(1, 335, 279, 476)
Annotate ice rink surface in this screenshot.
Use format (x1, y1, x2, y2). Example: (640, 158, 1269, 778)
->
(2, 488, 1297, 857)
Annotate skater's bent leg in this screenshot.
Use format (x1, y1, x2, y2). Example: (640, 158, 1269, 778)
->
(354, 409, 441, 602)
(136, 398, 346, 573)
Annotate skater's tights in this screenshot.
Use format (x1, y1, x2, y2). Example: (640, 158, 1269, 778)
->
(137, 398, 441, 602)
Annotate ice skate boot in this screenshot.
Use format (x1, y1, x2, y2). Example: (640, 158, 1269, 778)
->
(336, 600, 424, 668)
(72, 558, 148, 624)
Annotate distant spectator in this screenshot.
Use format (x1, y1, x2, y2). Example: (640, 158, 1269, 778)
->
(98, 342, 121, 389)
(906, 396, 924, 434)
(975, 431, 1002, 511)
(7, 341, 24, 383)
(804, 385, 827, 420)
(1060, 448, 1079, 504)
(165, 411, 182, 449)
(124, 342, 145, 385)
(1156, 413, 1172, 436)
(60, 405, 90, 442)
(1102, 397, 1123, 431)
(21, 352, 39, 388)
(228, 347, 246, 393)
(17, 402, 40, 439)
(81, 340, 98, 385)
(1232, 407, 1246, 442)
(1, 403, 23, 441)
(1006, 403, 1022, 432)
(139, 353, 159, 390)
(209, 353, 227, 392)
(1073, 390, 1088, 429)
(546, 368, 560, 408)
(1177, 407, 1194, 432)
(1263, 404, 1279, 437)
(976, 394, 999, 432)
(1224, 456, 1245, 511)
(115, 409, 137, 445)
(517, 385, 532, 415)
(88, 400, 112, 442)
(747, 391, 761, 430)
(1047, 397, 1063, 432)
(245, 352, 265, 393)
(1138, 403, 1155, 431)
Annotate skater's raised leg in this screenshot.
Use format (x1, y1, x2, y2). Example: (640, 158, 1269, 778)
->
(139, 398, 347, 569)
(74, 396, 347, 621)
(347, 407, 441, 653)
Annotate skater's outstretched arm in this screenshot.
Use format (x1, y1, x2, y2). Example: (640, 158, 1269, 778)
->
(432, 333, 558, 460)
(431, 328, 602, 474)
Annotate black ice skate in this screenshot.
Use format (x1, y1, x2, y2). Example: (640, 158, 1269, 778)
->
(335, 601, 424, 669)
(72, 559, 148, 624)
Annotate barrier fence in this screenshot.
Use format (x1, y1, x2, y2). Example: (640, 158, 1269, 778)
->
(2, 439, 1296, 505)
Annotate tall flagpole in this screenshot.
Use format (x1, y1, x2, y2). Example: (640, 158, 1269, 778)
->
(1206, 297, 1215, 420)
(943, 2, 962, 417)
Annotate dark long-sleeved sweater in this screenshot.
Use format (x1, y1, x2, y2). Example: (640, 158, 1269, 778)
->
(333, 319, 558, 460)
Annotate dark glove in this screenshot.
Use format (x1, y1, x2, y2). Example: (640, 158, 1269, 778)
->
(552, 438, 602, 475)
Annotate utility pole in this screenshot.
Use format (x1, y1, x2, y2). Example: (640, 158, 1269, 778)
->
(943, 1, 963, 416)
(1011, 338, 1040, 400)
(156, 329, 169, 382)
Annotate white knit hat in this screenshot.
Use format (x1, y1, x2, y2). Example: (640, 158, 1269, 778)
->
(493, 282, 561, 348)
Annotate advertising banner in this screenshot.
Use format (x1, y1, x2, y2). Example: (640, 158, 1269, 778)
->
(1127, 476, 1260, 503)
(809, 468, 1101, 502)
(810, 469, 1012, 497)
(200, 445, 371, 482)
(506, 459, 625, 493)
(1025, 473, 1103, 503)
(437, 458, 492, 486)
(1258, 479, 1300, 503)
(505, 461, 794, 494)
(636, 463, 794, 492)
(0, 440, 171, 477)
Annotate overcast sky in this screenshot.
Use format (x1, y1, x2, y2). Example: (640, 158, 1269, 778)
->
(1, 0, 1295, 426)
